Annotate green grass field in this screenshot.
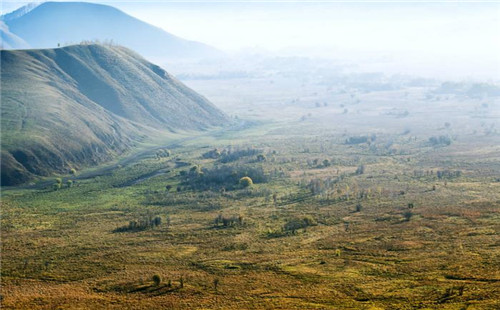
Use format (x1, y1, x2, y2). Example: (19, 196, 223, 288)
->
(2, 106, 499, 309)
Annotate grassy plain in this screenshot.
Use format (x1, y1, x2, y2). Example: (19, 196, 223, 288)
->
(1, 75, 500, 309)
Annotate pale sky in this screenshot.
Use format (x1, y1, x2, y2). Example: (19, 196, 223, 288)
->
(2, 1, 499, 79)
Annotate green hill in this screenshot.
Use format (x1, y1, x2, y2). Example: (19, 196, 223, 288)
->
(1, 44, 228, 186)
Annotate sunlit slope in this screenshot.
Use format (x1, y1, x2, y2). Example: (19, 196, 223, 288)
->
(1, 44, 228, 185)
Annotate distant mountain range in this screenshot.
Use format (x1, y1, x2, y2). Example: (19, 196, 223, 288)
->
(1, 44, 228, 185)
(0, 1, 223, 61)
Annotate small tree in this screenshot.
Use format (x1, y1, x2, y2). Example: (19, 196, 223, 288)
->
(53, 183, 61, 191)
(152, 274, 161, 286)
(213, 278, 219, 292)
(355, 203, 362, 212)
(256, 154, 266, 162)
(239, 176, 253, 188)
(66, 180, 73, 188)
(70, 168, 77, 175)
(403, 210, 413, 221)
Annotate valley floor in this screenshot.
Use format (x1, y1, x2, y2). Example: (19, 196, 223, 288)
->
(1, 117, 499, 309)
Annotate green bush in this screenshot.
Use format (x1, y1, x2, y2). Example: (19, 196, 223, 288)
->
(284, 216, 317, 233)
(239, 176, 253, 188)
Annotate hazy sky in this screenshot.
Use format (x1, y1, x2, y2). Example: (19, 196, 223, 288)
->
(2, 1, 499, 79)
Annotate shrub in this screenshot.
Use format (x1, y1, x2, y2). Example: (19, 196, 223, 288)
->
(284, 216, 317, 233)
(53, 183, 61, 191)
(66, 180, 73, 188)
(355, 165, 365, 175)
(202, 148, 221, 159)
(403, 210, 413, 221)
(152, 274, 161, 286)
(156, 149, 171, 158)
(355, 204, 363, 212)
(70, 168, 77, 175)
(239, 176, 253, 188)
(213, 278, 219, 291)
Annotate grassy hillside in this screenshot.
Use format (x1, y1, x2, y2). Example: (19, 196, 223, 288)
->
(1, 44, 228, 186)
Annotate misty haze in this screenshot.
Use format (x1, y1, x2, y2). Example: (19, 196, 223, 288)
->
(1, 1, 499, 309)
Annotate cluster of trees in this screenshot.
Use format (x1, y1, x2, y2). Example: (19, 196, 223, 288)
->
(304, 176, 376, 202)
(307, 176, 343, 196)
(181, 164, 269, 191)
(214, 214, 244, 228)
(52, 178, 74, 190)
(307, 158, 333, 168)
(155, 149, 171, 159)
(284, 216, 317, 234)
(345, 134, 376, 145)
(113, 215, 162, 232)
(413, 170, 435, 177)
(151, 274, 184, 289)
(412, 169, 462, 179)
(219, 148, 262, 163)
(265, 215, 318, 238)
(202, 147, 264, 163)
(429, 135, 452, 146)
(437, 170, 462, 179)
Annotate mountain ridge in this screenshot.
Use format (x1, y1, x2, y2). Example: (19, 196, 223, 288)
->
(1, 2, 223, 61)
(1, 44, 228, 186)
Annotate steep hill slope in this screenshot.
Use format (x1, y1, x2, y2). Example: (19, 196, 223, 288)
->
(1, 44, 228, 185)
(1, 1, 222, 60)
